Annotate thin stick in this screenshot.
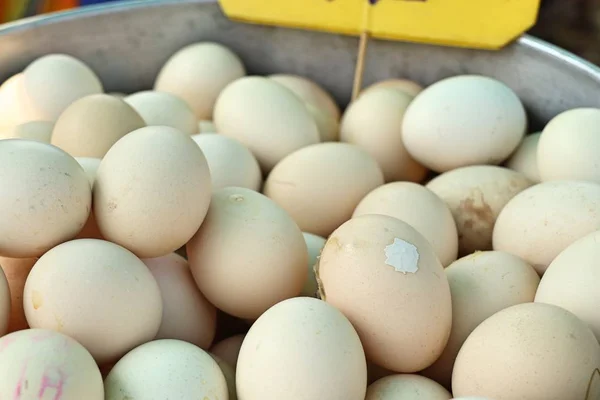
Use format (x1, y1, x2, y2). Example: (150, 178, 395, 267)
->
(351, 31, 369, 101)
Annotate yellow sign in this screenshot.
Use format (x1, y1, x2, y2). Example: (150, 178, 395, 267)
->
(219, 0, 541, 50)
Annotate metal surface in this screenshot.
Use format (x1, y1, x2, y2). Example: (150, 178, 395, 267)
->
(0, 0, 599, 128)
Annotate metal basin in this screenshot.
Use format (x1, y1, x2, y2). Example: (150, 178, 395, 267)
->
(1, 0, 599, 129)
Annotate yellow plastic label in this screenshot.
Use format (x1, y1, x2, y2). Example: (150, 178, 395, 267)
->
(219, 0, 541, 50)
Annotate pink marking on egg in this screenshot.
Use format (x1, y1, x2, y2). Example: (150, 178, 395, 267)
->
(13, 362, 29, 400)
(38, 367, 66, 400)
(0, 336, 17, 353)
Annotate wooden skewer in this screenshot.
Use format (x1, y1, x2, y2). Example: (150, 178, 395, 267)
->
(351, 31, 369, 101)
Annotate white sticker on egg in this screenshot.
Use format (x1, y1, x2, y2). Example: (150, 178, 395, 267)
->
(384, 238, 419, 274)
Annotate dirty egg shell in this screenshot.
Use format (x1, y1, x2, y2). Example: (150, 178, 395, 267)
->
(23, 239, 163, 364)
(452, 303, 600, 400)
(422, 251, 540, 389)
(237, 297, 367, 400)
(210, 333, 245, 370)
(0, 120, 54, 142)
(505, 132, 541, 183)
(365, 374, 451, 400)
(353, 182, 458, 267)
(186, 187, 307, 320)
(361, 78, 424, 98)
(94, 126, 212, 258)
(143, 253, 217, 349)
(317, 214, 452, 373)
(0, 139, 92, 258)
(340, 87, 427, 183)
(426, 165, 532, 257)
(105, 339, 228, 400)
(0, 256, 35, 333)
(301, 232, 326, 298)
(492, 180, 600, 275)
(214, 76, 320, 172)
(0, 329, 103, 399)
(264, 142, 384, 237)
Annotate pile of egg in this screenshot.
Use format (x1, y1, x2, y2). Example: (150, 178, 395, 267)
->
(0, 41, 599, 400)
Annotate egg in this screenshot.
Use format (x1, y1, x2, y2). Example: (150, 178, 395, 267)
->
(0, 120, 53, 142)
(142, 253, 217, 349)
(104, 339, 228, 400)
(198, 120, 216, 133)
(340, 87, 428, 182)
(0, 266, 10, 336)
(0, 256, 35, 333)
(186, 187, 307, 319)
(452, 303, 600, 400)
(0, 139, 91, 258)
(21, 54, 103, 121)
(316, 214, 452, 372)
(537, 108, 600, 183)
(269, 74, 341, 120)
(306, 102, 340, 141)
(353, 182, 458, 267)
(361, 78, 424, 98)
(421, 251, 540, 389)
(0, 73, 32, 127)
(74, 157, 103, 240)
(505, 133, 541, 182)
(210, 353, 238, 400)
(493, 180, 600, 275)
(124, 90, 198, 135)
(74, 157, 101, 187)
(402, 75, 526, 173)
(236, 297, 367, 400)
(23, 239, 163, 364)
(51, 94, 146, 158)
(426, 166, 532, 256)
(210, 334, 245, 369)
(155, 42, 246, 119)
(535, 230, 600, 341)
(365, 374, 451, 400)
(94, 126, 212, 258)
(0, 329, 103, 399)
(301, 232, 326, 297)
(264, 142, 384, 237)
(214, 76, 320, 172)
(191, 133, 262, 191)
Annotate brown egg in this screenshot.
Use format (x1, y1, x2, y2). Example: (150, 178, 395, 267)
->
(0, 139, 91, 258)
(0, 256, 35, 333)
(366, 374, 451, 400)
(264, 142, 384, 237)
(51, 94, 145, 158)
(0, 121, 53, 142)
(452, 303, 600, 400)
(340, 88, 427, 182)
(317, 214, 452, 373)
(23, 239, 163, 364)
(269, 74, 341, 120)
(361, 79, 424, 98)
(421, 251, 540, 389)
(426, 166, 532, 256)
(187, 187, 307, 319)
(21, 54, 103, 121)
(155, 42, 246, 119)
(210, 334, 245, 369)
(143, 253, 217, 349)
(94, 126, 212, 258)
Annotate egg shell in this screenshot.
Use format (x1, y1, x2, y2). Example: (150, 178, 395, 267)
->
(269, 74, 341, 120)
(340, 87, 428, 182)
(301, 232, 326, 298)
(142, 253, 217, 349)
(0, 329, 103, 399)
(0, 256, 35, 333)
(537, 108, 600, 183)
(316, 214, 452, 372)
(402, 75, 526, 173)
(0, 73, 32, 128)
(214, 76, 320, 172)
(210, 334, 245, 369)
(306, 102, 340, 142)
(535, 230, 600, 341)
(74, 157, 101, 187)
(192, 133, 262, 191)
(426, 166, 532, 256)
(353, 181, 458, 267)
(198, 119, 217, 133)
(104, 339, 228, 400)
(0, 139, 92, 258)
(154, 42, 246, 119)
(186, 187, 307, 319)
(421, 251, 540, 389)
(22, 54, 103, 121)
(23, 239, 163, 364)
(51, 94, 145, 158)
(94, 126, 212, 258)
(264, 142, 384, 237)
(0, 266, 10, 336)
(361, 78, 424, 98)
(365, 374, 451, 400)
(236, 297, 367, 400)
(124, 90, 198, 135)
(452, 302, 600, 400)
(492, 180, 600, 275)
(505, 132, 541, 182)
(210, 353, 238, 400)
(0, 120, 54, 142)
